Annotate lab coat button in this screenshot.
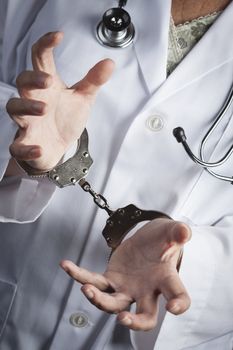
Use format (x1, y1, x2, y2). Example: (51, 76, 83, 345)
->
(146, 115, 164, 131)
(70, 312, 89, 328)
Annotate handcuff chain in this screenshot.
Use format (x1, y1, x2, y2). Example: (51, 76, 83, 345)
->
(79, 179, 113, 215)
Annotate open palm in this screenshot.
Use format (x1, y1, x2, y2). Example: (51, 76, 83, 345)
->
(61, 218, 192, 331)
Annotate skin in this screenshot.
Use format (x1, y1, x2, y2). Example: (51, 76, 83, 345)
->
(6, 32, 191, 330)
(172, 0, 232, 25)
(5, 0, 230, 331)
(61, 219, 192, 331)
(6, 0, 232, 175)
(5, 32, 114, 175)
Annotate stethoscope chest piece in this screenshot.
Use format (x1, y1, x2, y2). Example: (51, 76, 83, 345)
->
(96, 7, 135, 48)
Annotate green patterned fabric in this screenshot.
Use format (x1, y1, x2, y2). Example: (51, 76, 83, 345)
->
(167, 12, 221, 75)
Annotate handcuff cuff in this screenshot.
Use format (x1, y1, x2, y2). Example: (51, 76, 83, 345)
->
(17, 129, 183, 266)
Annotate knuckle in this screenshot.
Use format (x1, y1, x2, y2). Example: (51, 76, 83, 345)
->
(92, 272, 100, 280)
(42, 75, 52, 88)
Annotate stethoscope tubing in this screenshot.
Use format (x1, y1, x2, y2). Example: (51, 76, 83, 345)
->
(173, 81, 233, 183)
(199, 82, 233, 182)
(97, 0, 233, 184)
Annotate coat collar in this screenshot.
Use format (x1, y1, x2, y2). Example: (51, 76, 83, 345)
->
(130, 0, 171, 95)
(131, 1, 233, 102)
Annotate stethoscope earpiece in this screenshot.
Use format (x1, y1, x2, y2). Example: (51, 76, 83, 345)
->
(96, 6, 135, 48)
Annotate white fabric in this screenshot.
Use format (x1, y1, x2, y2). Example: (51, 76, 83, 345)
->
(0, 0, 233, 349)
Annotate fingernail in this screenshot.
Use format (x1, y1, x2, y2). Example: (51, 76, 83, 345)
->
(85, 289, 94, 299)
(170, 304, 180, 314)
(45, 31, 61, 38)
(62, 266, 70, 273)
(37, 76, 51, 88)
(45, 31, 55, 37)
(28, 148, 40, 158)
(33, 102, 44, 114)
(120, 317, 132, 326)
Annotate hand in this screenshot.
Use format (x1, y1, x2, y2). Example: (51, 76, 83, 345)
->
(6, 31, 114, 171)
(61, 218, 192, 331)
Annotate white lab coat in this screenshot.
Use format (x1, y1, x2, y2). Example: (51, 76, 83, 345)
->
(0, 0, 233, 349)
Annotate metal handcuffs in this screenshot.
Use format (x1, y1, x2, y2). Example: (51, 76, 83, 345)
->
(17, 129, 172, 253)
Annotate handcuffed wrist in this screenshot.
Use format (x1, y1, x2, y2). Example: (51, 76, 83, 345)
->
(14, 129, 93, 188)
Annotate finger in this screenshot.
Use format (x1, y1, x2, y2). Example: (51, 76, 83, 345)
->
(72, 59, 115, 96)
(161, 221, 192, 261)
(10, 143, 42, 161)
(160, 273, 191, 315)
(31, 31, 63, 74)
(81, 284, 132, 313)
(169, 222, 192, 245)
(118, 295, 159, 331)
(6, 98, 47, 120)
(60, 260, 110, 291)
(16, 70, 52, 95)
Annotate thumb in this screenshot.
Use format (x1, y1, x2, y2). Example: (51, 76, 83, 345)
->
(160, 221, 192, 262)
(72, 59, 115, 96)
(169, 222, 192, 245)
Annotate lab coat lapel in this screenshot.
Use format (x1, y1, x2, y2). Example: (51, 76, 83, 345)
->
(131, 0, 172, 94)
(151, 1, 233, 105)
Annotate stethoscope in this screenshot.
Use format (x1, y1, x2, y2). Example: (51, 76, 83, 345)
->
(97, 1, 233, 184)
(173, 84, 233, 184)
(96, 0, 134, 48)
